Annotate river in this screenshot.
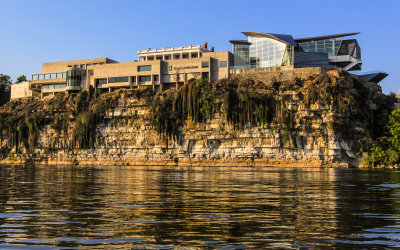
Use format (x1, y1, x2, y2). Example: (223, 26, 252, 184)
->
(0, 165, 399, 248)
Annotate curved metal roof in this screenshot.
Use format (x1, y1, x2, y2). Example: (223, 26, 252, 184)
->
(241, 31, 297, 46)
(295, 32, 360, 42)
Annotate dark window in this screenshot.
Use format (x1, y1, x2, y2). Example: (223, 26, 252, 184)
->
(108, 76, 129, 83)
(154, 75, 159, 81)
(139, 76, 151, 82)
(95, 78, 107, 87)
(131, 76, 136, 83)
(219, 61, 227, 68)
(80, 64, 86, 69)
(201, 61, 209, 68)
(138, 65, 152, 71)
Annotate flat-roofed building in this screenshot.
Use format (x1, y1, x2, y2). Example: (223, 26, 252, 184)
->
(31, 58, 118, 98)
(29, 44, 232, 98)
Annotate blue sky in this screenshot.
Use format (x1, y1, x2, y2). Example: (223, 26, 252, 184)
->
(0, 0, 398, 93)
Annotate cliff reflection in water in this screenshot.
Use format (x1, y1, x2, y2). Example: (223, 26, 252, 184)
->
(0, 165, 399, 248)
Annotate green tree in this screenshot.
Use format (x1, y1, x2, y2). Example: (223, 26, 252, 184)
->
(0, 74, 12, 106)
(15, 75, 27, 83)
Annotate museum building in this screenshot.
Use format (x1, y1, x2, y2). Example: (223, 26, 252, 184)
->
(20, 31, 387, 99)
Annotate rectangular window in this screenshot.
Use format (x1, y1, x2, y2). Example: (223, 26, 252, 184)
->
(108, 76, 129, 83)
(50, 73, 57, 79)
(56, 73, 63, 78)
(95, 78, 107, 87)
(201, 61, 209, 68)
(74, 65, 79, 68)
(32, 75, 38, 81)
(62, 72, 66, 78)
(153, 75, 159, 81)
(59, 84, 66, 88)
(131, 76, 136, 83)
(139, 76, 151, 82)
(138, 65, 152, 72)
(219, 61, 227, 68)
(44, 74, 50, 80)
(39, 74, 44, 80)
(80, 64, 86, 69)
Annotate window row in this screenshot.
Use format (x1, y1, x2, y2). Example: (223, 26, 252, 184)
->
(32, 72, 66, 81)
(42, 84, 66, 90)
(95, 75, 159, 87)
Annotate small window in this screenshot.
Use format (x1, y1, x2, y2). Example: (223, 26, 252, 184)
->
(219, 61, 227, 68)
(131, 76, 136, 83)
(62, 72, 66, 78)
(201, 61, 209, 68)
(39, 74, 44, 80)
(74, 65, 79, 68)
(139, 76, 151, 82)
(56, 73, 63, 78)
(67, 65, 72, 67)
(50, 73, 57, 79)
(138, 65, 152, 72)
(80, 64, 86, 69)
(154, 75, 159, 81)
(44, 74, 50, 80)
(32, 75, 38, 81)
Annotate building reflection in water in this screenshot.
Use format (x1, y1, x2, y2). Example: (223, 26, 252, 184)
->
(0, 165, 399, 248)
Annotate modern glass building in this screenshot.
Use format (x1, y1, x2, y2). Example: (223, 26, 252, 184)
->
(230, 32, 296, 69)
(230, 31, 362, 71)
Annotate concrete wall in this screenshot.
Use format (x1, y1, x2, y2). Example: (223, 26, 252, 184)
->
(10, 81, 32, 99)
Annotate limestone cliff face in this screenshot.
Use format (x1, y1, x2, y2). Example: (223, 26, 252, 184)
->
(0, 68, 386, 167)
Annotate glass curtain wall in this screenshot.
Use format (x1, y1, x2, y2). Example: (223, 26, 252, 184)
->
(248, 37, 293, 68)
(298, 39, 342, 57)
(232, 43, 250, 69)
(66, 70, 84, 87)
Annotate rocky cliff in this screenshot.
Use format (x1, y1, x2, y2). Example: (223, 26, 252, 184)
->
(0, 68, 394, 167)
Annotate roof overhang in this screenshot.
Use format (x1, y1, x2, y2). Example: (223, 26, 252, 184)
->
(356, 72, 388, 84)
(241, 31, 297, 46)
(229, 40, 252, 45)
(295, 32, 360, 43)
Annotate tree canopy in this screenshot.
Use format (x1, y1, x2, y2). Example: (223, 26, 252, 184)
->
(0, 74, 12, 106)
(16, 75, 27, 83)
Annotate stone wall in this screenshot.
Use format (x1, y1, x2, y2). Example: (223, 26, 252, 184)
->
(1, 68, 371, 167)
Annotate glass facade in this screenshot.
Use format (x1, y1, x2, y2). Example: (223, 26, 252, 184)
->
(232, 43, 250, 69)
(298, 39, 342, 57)
(248, 37, 293, 68)
(232, 37, 293, 69)
(66, 70, 84, 87)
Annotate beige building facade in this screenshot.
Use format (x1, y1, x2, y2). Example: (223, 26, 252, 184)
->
(28, 44, 232, 98)
(10, 81, 32, 99)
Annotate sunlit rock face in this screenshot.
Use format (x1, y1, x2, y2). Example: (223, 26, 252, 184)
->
(0, 68, 389, 167)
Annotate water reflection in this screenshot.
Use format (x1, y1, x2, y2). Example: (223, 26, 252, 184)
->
(0, 165, 399, 248)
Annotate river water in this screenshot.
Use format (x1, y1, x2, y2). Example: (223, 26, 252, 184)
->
(0, 165, 400, 249)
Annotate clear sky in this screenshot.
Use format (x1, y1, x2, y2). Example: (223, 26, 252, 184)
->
(0, 0, 398, 93)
